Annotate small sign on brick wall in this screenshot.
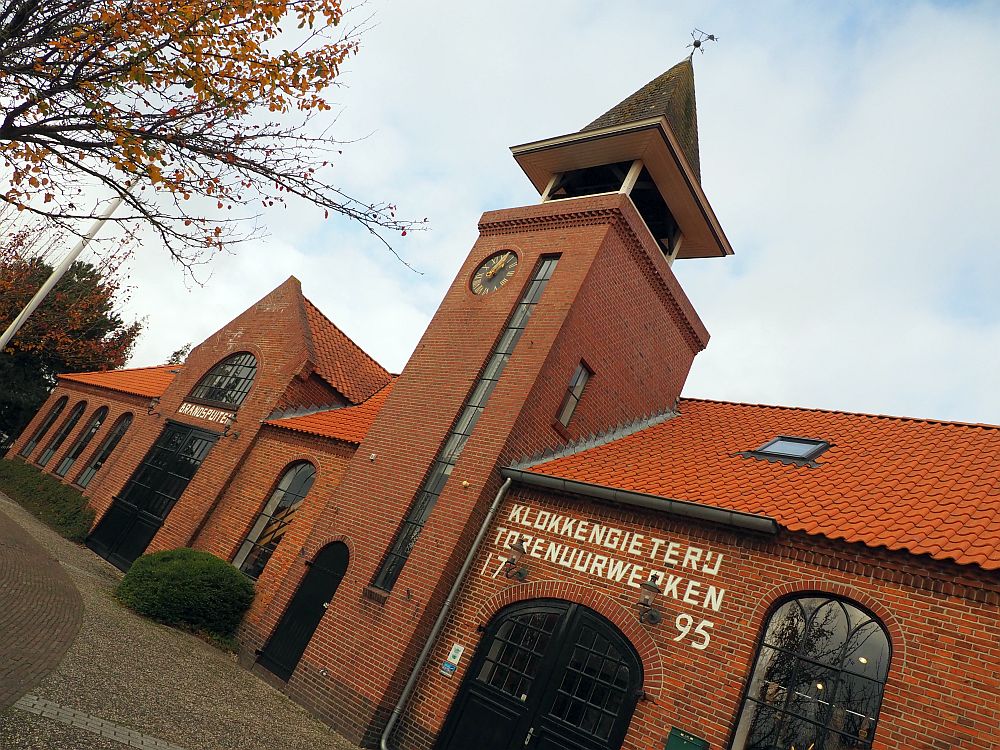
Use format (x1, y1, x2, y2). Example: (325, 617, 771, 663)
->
(440, 644, 465, 677)
(178, 402, 235, 425)
(665, 728, 708, 750)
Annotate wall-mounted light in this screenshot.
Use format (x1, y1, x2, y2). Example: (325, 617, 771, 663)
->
(221, 412, 239, 438)
(637, 573, 663, 625)
(503, 536, 528, 581)
(146, 397, 160, 416)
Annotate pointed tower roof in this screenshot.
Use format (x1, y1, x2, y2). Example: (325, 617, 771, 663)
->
(511, 56, 731, 258)
(581, 58, 700, 181)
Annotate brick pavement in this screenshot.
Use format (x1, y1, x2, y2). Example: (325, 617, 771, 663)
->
(0, 492, 359, 750)
(0, 505, 83, 708)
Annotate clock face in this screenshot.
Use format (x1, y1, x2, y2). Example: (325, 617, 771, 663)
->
(471, 251, 519, 295)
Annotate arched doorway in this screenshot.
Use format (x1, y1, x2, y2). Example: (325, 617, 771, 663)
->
(256, 542, 348, 681)
(437, 600, 643, 750)
(87, 422, 217, 571)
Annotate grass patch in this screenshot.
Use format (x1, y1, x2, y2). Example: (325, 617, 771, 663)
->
(0, 458, 95, 541)
(117, 548, 255, 639)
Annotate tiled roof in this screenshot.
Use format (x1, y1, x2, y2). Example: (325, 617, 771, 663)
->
(530, 399, 1000, 570)
(302, 297, 391, 404)
(58, 364, 179, 399)
(266, 379, 395, 444)
(582, 57, 701, 181)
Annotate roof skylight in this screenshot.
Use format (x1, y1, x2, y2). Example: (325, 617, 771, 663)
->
(761, 437, 825, 458)
(737, 435, 831, 468)
(751, 436, 830, 463)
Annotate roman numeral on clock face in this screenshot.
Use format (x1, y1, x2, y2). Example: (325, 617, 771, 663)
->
(471, 251, 518, 295)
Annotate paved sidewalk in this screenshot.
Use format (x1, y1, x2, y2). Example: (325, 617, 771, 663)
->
(0, 504, 83, 708)
(0, 493, 360, 750)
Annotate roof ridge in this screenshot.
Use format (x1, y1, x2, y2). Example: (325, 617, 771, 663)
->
(60, 363, 181, 377)
(301, 295, 389, 378)
(56, 364, 179, 399)
(294, 284, 318, 370)
(267, 377, 397, 426)
(512, 406, 679, 469)
(346, 377, 395, 405)
(264, 377, 396, 444)
(267, 401, 346, 422)
(680, 396, 1000, 431)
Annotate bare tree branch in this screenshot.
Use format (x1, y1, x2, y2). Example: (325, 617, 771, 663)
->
(0, 0, 425, 272)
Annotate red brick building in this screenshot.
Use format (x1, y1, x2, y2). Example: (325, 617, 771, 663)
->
(8, 59, 999, 750)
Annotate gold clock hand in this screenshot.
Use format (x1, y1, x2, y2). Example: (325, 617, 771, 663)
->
(486, 254, 510, 279)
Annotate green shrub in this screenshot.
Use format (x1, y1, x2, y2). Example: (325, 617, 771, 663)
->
(0, 458, 95, 541)
(117, 548, 255, 638)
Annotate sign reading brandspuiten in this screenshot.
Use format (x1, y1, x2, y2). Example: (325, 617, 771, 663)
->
(483, 503, 728, 651)
(177, 402, 234, 424)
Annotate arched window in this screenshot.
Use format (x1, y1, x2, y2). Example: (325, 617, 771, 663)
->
(37, 400, 87, 468)
(75, 413, 133, 489)
(233, 461, 316, 579)
(732, 596, 891, 750)
(188, 352, 257, 408)
(19, 396, 68, 457)
(55, 406, 108, 477)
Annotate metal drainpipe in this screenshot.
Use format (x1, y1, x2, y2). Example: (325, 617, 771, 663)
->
(380, 477, 513, 750)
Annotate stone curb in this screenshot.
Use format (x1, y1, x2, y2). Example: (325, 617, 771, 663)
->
(14, 695, 187, 750)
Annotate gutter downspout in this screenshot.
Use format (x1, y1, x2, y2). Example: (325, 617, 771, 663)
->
(380, 477, 513, 750)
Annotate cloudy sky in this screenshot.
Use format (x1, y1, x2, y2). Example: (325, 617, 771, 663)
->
(107, 0, 999, 425)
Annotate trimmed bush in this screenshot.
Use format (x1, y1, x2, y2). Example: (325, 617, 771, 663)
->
(0, 458, 95, 541)
(117, 548, 255, 638)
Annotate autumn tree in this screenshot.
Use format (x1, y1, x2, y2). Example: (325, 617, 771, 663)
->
(165, 342, 192, 365)
(0, 0, 420, 269)
(0, 224, 142, 446)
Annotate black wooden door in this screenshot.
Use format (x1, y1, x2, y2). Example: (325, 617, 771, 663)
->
(257, 542, 349, 681)
(437, 600, 643, 750)
(87, 422, 216, 571)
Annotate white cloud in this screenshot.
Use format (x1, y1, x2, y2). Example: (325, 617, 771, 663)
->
(116, 0, 1000, 424)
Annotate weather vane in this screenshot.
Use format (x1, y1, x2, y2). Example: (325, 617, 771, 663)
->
(687, 28, 718, 56)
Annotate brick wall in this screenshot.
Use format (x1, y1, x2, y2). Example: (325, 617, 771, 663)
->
(81, 277, 327, 556)
(276, 373, 347, 412)
(10, 277, 343, 565)
(397, 486, 1000, 750)
(8, 381, 150, 501)
(196, 425, 356, 622)
(255, 192, 712, 744)
(137, 278, 317, 553)
(6, 197, 997, 750)
(499, 195, 706, 467)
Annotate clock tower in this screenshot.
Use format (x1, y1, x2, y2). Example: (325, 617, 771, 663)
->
(244, 57, 733, 744)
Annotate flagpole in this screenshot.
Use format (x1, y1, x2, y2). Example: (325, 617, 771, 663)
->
(0, 184, 135, 352)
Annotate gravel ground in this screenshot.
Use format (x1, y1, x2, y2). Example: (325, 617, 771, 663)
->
(0, 494, 361, 750)
(0, 709, 125, 750)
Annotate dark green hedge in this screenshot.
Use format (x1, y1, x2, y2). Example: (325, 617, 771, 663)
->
(117, 548, 255, 638)
(0, 458, 95, 541)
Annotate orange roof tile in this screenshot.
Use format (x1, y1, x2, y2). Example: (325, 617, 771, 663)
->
(531, 399, 1000, 571)
(58, 364, 179, 399)
(302, 297, 391, 404)
(266, 379, 395, 444)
